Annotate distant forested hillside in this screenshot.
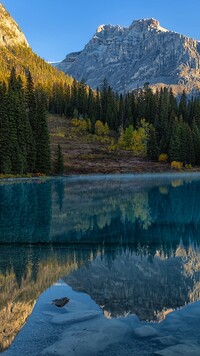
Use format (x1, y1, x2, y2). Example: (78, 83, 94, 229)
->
(0, 45, 73, 91)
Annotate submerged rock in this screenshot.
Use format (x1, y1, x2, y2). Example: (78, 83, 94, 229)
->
(52, 297, 70, 308)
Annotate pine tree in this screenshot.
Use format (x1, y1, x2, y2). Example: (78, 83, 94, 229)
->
(179, 120, 195, 164)
(71, 78, 78, 116)
(77, 79, 87, 116)
(150, 89, 159, 127)
(179, 90, 189, 122)
(54, 144, 64, 175)
(35, 89, 51, 174)
(87, 87, 95, 120)
(124, 93, 132, 128)
(106, 86, 119, 130)
(25, 71, 36, 172)
(169, 118, 195, 164)
(169, 88, 178, 116)
(64, 84, 71, 117)
(130, 92, 137, 127)
(136, 89, 146, 119)
(95, 87, 101, 121)
(0, 82, 12, 173)
(15, 75, 29, 173)
(100, 78, 108, 124)
(193, 98, 200, 130)
(157, 87, 169, 145)
(192, 121, 200, 165)
(7, 68, 24, 173)
(118, 94, 125, 129)
(144, 84, 154, 122)
(147, 125, 158, 160)
(169, 118, 182, 162)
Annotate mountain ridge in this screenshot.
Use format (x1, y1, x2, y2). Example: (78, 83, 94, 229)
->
(0, 3, 73, 88)
(55, 18, 200, 94)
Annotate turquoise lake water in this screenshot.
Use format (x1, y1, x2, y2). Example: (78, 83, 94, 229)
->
(1, 174, 200, 355)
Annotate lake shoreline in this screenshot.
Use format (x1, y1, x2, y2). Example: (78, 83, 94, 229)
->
(1, 159, 200, 180)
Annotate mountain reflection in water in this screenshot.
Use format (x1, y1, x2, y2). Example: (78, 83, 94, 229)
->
(1, 174, 200, 352)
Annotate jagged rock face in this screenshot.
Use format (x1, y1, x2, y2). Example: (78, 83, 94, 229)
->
(56, 18, 200, 92)
(55, 51, 82, 73)
(0, 4, 28, 47)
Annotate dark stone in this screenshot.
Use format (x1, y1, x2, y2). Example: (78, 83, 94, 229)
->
(52, 297, 70, 307)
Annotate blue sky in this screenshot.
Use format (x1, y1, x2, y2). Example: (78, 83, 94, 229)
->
(1, 0, 200, 62)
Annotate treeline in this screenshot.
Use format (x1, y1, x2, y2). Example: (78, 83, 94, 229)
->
(0, 68, 51, 174)
(2, 69, 200, 175)
(49, 79, 200, 165)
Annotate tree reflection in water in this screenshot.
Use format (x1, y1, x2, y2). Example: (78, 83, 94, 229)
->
(1, 174, 200, 351)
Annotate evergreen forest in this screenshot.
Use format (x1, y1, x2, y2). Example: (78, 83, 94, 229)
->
(0, 68, 51, 174)
(1, 69, 200, 175)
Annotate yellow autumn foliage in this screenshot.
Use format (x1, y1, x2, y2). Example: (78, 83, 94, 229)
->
(158, 154, 169, 162)
(171, 161, 183, 170)
(95, 120, 109, 135)
(118, 119, 149, 157)
(71, 118, 91, 133)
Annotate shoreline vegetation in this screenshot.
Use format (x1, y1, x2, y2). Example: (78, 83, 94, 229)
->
(2, 108, 200, 179)
(1, 163, 200, 180)
(2, 70, 200, 178)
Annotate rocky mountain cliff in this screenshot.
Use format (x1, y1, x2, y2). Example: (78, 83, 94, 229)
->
(0, 3, 28, 47)
(56, 18, 200, 93)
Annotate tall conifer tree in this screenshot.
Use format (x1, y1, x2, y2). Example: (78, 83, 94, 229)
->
(25, 70, 36, 172)
(54, 144, 64, 175)
(35, 89, 51, 174)
(0, 82, 12, 173)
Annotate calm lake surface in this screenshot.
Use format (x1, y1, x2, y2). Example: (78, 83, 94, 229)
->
(1, 174, 200, 355)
